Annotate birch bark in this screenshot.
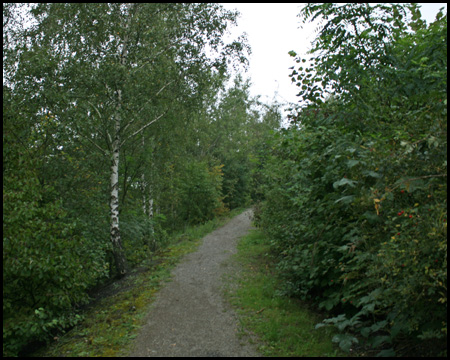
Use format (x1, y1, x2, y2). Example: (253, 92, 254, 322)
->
(108, 5, 132, 277)
(110, 99, 128, 276)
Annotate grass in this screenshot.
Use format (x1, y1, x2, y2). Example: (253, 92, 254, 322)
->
(31, 208, 246, 357)
(224, 228, 344, 357)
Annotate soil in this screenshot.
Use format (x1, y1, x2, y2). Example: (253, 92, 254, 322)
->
(127, 209, 260, 357)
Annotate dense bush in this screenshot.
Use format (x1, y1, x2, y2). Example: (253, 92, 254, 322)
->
(3, 88, 108, 356)
(221, 153, 252, 209)
(3, 167, 110, 356)
(121, 211, 169, 266)
(177, 161, 226, 225)
(259, 4, 447, 356)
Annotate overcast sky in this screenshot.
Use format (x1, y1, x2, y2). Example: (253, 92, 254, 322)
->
(221, 3, 447, 109)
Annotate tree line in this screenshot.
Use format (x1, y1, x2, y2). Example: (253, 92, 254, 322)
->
(3, 3, 281, 355)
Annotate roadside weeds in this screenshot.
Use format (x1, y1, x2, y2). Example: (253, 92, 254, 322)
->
(223, 229, 344, 357)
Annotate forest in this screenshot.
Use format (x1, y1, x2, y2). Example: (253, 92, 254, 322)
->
(3, 3, 447, 357)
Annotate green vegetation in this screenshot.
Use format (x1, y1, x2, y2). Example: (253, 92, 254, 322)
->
(31, 209, 245, 357)
(225, 229, 342, 356)
(3, 4, 281, 356)
(3, 3, 447, 357)
(258, 4, 447, 357)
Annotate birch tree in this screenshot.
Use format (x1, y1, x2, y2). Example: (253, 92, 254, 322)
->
(13, 3, 248, 276)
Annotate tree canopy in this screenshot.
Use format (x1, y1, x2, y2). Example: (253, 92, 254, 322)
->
(3, 3, 283, 356)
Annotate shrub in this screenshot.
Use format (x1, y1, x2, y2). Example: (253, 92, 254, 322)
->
(259, 4, 447, 356)
(3, 170, 109, 356)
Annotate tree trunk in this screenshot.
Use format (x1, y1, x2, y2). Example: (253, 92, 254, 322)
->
(140, 134, 155, 220)
(110, 89, 128, 277)
(148, 194, 154, 219)
(109, 6, 132, 277)
(110, 139, 128, 276)
(141, 173, 147, 215)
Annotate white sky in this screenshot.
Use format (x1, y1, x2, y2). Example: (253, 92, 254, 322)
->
(221, 3, 448, 109)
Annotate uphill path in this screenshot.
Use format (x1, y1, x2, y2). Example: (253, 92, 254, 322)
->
(128, 209, 260, 357)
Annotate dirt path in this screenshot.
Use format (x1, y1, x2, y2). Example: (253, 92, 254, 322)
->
(128, 209, 260, 357)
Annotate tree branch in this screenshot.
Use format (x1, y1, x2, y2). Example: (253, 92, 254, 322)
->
(85, 135, 109, 156)
(121, 111, 166, 147)
(155, 79, 175, 97)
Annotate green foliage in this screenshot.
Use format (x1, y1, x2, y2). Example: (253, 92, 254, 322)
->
(208, 75, 283, 210)
(221, 154, 252, 209)
(3, 87, 108, 356)
(260, 3, 447, 356)
(121, 211, 169, 267)
(3, 166, 109, 356)
(225, 230, 342, 356)
(178, 160, 225, 225)
(3, 2, 255, 355)
(2, 2, 280, 355)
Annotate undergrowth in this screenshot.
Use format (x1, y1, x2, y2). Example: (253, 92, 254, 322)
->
(29, 208, 246, 357)
(224, 229, 344, 357)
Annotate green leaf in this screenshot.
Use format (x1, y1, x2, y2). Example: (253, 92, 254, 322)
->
(364, 170, 382, 178)
(371, 335, 391, 348)
(333, 177, 357, 189)
(347, 159, 359, 168)
(332, 333, 358, 352)
(335, 195, 355, 204)
(359, 28, 371, 38)
(376, 348, 396, 357)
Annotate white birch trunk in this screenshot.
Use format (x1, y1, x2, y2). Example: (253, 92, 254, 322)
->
(109, 8, 132, 276)
(110, 89, 128, 277)
(148, 196, 154, 219)
(141, 135, 148, 215)
(140, 134, 154, 220)
(109, 4, 166, 273)
(141, 177, 147, 215)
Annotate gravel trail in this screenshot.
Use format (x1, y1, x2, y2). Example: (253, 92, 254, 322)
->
(128, 209, 259, 357)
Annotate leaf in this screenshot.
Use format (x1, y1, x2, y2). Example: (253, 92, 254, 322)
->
(333, 177, 357, 189)
(359, 28, 371, 38)
(363, 211, 381, 224)
(364, 170, 382, 178)
(371, 335, 392, 348)
(335, 195, 355, 204)
(337, 244, 350, 253)
(332, 333, 358, 352)
(319, 298, 339, 311)
(370, 320, 388, 333)
(361, 327, 371, 337)
(376, 348, 396, 357)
